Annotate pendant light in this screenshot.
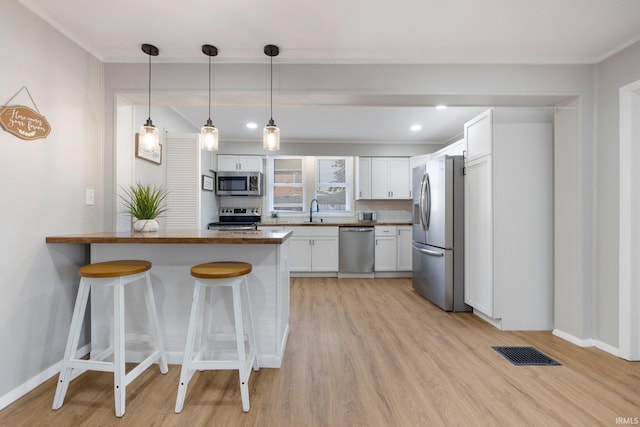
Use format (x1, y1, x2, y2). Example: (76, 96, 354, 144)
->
(140, 44, 160, 149)
(200, 44, 219, 151)
(263, 44, 280, 151)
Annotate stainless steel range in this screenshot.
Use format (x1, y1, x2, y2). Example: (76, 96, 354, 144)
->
(207, 207, 262, 230)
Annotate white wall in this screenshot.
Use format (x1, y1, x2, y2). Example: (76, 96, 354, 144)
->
(594, 41, 640, 347)
(0, 1, 103, 405)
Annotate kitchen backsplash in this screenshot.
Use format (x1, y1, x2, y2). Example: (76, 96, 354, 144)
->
(220, 197, 412, 224)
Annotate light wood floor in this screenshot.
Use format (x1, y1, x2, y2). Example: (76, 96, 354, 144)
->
(1, 278, 639, 426)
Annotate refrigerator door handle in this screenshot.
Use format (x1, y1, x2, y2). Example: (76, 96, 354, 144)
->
(425, 173, 432, 229)
(412, 244, 444, 257)
(419, 174, 428, 230)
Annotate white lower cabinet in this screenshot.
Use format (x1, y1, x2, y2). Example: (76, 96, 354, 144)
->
(285, 227, 339, 272)
(375, 226, 412, 272)
(396, 226, 412, 271)
(375, 227, 397, 271)
(261, 224, 411, 275)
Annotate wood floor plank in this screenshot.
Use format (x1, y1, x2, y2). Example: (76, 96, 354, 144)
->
(1, 277, 638, 426)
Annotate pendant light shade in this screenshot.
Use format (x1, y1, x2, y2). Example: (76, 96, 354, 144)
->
(200, 44, 219, 151)
(140, 44, 160, 150)
(263, 119, 280, 151)
(263, 44, 280, 151)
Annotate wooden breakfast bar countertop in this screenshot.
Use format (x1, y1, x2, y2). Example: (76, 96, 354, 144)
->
(45, 229, 292, 245)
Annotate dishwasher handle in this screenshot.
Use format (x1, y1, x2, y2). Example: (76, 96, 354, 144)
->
(340, 227, 374, 232)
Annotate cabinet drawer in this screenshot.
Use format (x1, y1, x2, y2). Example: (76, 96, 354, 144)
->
(375, 226, 396, 236)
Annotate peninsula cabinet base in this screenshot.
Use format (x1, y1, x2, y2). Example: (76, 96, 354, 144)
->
(89, 243, 290, 368)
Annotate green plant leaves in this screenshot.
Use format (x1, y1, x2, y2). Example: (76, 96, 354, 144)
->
(119, 183, 168, 220)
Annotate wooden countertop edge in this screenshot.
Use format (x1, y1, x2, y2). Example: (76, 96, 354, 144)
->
(45, 231, 292, 245)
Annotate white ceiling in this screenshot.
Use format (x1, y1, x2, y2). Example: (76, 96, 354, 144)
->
(19, 0, 640, 143)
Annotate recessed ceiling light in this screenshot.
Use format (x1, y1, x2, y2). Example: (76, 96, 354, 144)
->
(410, 124, 422, 132)
(436, 105, 448, 110)
(246, 122, 258, 129)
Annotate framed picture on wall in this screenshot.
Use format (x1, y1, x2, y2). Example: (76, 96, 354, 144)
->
(135, 133, 162, 164)
(202, 174, 214, 191)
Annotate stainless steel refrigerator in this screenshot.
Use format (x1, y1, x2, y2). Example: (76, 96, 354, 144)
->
(412, 155, 468, 311)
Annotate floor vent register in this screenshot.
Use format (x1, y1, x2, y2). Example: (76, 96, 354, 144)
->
(492, 346, 561, 366)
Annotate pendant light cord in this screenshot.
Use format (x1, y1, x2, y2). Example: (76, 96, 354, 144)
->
(208, 54, 212, 121)
(147, 53, 152, 121)
(270, 54, 273, 121)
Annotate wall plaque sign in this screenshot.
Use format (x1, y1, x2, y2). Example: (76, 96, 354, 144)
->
(0, 105, 51, 140)
(1, 86, 51, 141)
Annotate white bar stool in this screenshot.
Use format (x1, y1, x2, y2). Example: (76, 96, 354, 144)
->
(175, 261, 259, 413)
(52, 260, 168, 417)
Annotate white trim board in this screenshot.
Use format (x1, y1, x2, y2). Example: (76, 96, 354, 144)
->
(553, 329, 620, 357)
(618, 80, 640, 361)
(0, 344, 90, 411)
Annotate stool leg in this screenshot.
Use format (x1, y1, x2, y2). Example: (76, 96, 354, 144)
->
(232, 282, 250, 412)
(199, 285, 211, 363)
(241, 276, 259, 372)
(143, 272, 168, 374)
(175, 282, 204, 413)
(113, 282, 126, 417)
(53, 279, 91, 410)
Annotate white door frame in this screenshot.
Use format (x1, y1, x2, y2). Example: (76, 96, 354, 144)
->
(619, 80, 640, 360)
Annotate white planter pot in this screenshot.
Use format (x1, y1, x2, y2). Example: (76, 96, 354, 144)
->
(133, 219, 159, 232)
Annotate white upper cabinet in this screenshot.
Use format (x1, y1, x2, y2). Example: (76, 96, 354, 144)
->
(355, 157, 372, 200)
(217, 155, 263, 172)
(358, 157, 411, 200)
(386, 157, 411, 199)
(464, 109, 493, 161)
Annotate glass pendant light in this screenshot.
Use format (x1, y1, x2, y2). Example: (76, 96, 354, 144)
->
(200, 44, 219, 151)
(140, 44, 160, 149)
(263, 44, 280, 151)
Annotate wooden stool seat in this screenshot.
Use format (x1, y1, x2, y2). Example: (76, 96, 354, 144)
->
(176, 261, 259, 413)
(53, 259, 168, 418)
(79, 260, 151, 278)
(191, 261, 252, 279)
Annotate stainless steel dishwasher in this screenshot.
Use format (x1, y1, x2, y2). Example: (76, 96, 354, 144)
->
(339, 226, 375, 276)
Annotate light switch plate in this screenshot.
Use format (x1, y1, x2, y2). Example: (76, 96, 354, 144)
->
(85, 189, 95, 205)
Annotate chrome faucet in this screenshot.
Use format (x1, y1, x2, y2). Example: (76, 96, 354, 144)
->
(309, 198, 319, 222)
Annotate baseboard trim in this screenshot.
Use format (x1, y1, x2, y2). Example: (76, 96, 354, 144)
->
(0, 344, 90, 411)
(552, 329, 620, 357)
(473, 309, 503, 330)
(593, 339, 620, 357)
(374, 272, 412, 278)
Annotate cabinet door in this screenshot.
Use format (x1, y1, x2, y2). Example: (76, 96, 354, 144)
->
(387, 157, 410, 199)
(311, 237, 339, 271)
(375, 236, 397, 271)
(289, 237, 312, 271)
(371, 158, 390, 199)
(217, 155, 239, 171)
(356, 157, 371, 199)
(238, 156, 263, 172)
(464, 155, 494, 316)
(465, 109, 493, 161)
(396, 226, 413, 271)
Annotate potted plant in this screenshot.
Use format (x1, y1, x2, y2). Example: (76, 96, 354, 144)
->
(119, 182, 169, 232)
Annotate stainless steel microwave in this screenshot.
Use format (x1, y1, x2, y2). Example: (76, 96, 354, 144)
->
(216, 171, 264, 196)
